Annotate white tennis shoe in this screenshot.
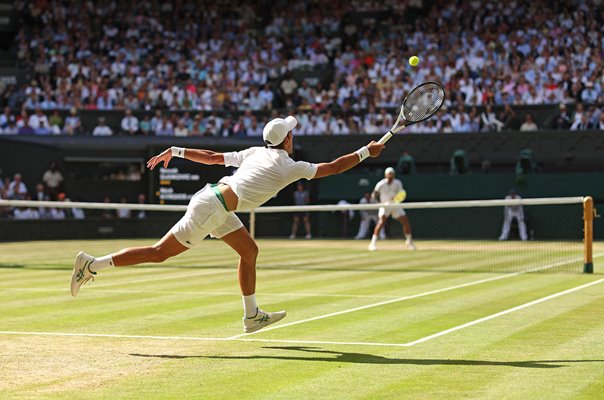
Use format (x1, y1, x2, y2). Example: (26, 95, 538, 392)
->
(406, 240, 417, 251)
(368, 242, 377, 251)
(243, 308, 287, 333)
(70, 251, 96, 297)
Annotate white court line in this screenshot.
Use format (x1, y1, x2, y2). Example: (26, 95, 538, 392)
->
(0, 331, 410, 348)
(404, 277, 604, 346)
(228, 273, 519, 339)
(3, 278, 601, 349)
(228, 255, 601, 339)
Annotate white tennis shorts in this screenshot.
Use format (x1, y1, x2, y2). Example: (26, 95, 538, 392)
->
(378, 205, 406, 219)
(171, 184, 244, 247)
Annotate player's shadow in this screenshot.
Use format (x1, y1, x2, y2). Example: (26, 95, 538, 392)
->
(130, 346, 604, 369)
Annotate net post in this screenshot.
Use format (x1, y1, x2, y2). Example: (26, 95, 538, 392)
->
(250, 209, 256, 240)
(583, 196, 594, 273)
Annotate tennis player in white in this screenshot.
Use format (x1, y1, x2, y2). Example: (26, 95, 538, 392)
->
(498, 189, 528, 241)
(70, 116, 384, 333)
(368, 167, 415, 251)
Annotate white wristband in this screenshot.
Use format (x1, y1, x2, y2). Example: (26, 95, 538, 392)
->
(355, 146, 370, 162)
(171, 146, 185, 158)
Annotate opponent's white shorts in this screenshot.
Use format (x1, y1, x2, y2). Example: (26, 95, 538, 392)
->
(171, 184, 244, 248)
(378, 206, 406, 219)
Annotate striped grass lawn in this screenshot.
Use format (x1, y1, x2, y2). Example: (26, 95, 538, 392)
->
(1, 238, 603, 400)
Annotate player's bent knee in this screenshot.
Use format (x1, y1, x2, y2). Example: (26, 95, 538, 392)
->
(240, 242, 259, 262)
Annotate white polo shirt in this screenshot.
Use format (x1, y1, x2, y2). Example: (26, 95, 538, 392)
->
(374, 178, 403, 203)
(221, 147, 317, 211)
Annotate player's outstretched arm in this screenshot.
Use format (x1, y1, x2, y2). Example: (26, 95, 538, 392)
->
(147, 147, 225, 170)
(313, 141, 384, 179)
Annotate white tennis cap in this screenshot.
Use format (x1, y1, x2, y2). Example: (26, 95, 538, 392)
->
(385, 167, 395, 176)
(263, 116, 297, 147)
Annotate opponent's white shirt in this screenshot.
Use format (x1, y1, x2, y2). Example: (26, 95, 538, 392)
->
(373, 178, 403, 203)
(221, 147, 317, 211)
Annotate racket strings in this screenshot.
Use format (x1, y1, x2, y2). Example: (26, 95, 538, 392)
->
(402, 83, 445, 123)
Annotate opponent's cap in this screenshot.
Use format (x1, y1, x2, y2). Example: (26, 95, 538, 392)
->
(263, 116, 297, 147)
(385, 167, 395, 176)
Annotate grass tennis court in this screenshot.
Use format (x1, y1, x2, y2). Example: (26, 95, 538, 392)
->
(1, 239, 604, 399)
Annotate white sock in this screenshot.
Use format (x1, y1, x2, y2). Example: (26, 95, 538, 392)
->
(242, 294, 257, 318)
(370, 234, 378, 244)
(405, 234, 412, 242)
(89, 255, 114, 273)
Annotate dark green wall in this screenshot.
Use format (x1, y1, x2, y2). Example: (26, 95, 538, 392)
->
(318, 173, 604, 202)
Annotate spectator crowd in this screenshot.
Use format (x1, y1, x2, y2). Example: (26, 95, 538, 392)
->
(1, 0, 603, 136)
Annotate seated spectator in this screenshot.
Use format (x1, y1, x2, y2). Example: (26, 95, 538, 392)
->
(150, 110, 163, 133)
(520, 114, 539, 132)
(50, 207, 66, 219)
(570, 114, 593, 131)
(190, 114, 205, 136)
(174, 120, 189, 137)
(552, 103, 572, 129)
(571, 103, 585, 125)
(33, 183, 49, 218)
(116, 196, 131, 219)
(457, 114, 472, 133)
(498, 105, 517, 131)
(597, 112, 604, 130)
(17, 120, 34, 135)
(205, 117, 219, 136)
(259, 84, 274, 109)
(581, 82, 598, 103)
(246, 117, 262, 137)
(101, 196, 115, 219)
(70, 197, 86, 219)
(481, 105, 503, 132)
(121, 109, 139, 135)
(48, 110, 63, 134)
(92, 117, 113, 136)
(330, 118, 350, 135)
(63, 107, 82, 135)
(420, 119, 439, 133)
(219, 117, 234, 137)
(441, 119, 453, 133)
(136, 194, 147, 219)
(28, 107, 52, 135)
(155, 116, 174, 136)
(0, 106, 14, 128)
(1, 120, 18, 135)
(280, 74, 298, 104)
(139, 115, 151, 135)
(13, 196, 40, 220)
(7, 173, 28, 200)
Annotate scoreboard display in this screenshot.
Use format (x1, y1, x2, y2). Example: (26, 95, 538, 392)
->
(151, 157, 226, 205)
(157, 166, 201, 203)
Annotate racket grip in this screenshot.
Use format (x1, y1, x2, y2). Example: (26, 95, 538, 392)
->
(378, 131, 393, 145)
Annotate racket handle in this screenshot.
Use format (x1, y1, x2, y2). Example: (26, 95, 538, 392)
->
(378, 131, 393, 145)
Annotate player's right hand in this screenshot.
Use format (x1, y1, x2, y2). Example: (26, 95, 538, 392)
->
(147, 148, 173, 170)
(367, 141, 385, 158)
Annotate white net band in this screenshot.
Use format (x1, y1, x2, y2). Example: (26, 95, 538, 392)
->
(0, 196, 586, 213)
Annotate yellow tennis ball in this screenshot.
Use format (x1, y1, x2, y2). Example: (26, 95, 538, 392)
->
(409, 56, 419, 66)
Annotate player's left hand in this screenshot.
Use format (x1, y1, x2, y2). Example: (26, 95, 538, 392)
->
(147, 148, 173, 170)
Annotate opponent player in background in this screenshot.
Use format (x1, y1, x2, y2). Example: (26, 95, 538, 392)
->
(70, 116, 384, 333)
(498, 188, 528, 241)
(368, 167, 416, 251)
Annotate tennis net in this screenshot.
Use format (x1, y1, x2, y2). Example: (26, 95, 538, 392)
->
(0, 196, 595, 274)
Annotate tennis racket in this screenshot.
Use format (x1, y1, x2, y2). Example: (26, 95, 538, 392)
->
(378, 81, 446, 144)
(392, 190, 407, 203)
